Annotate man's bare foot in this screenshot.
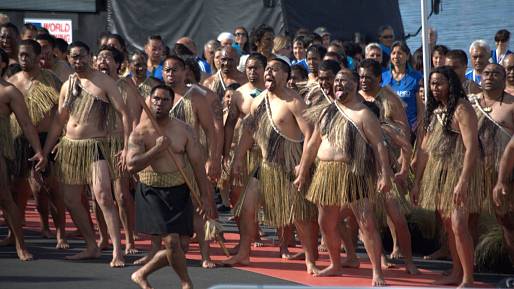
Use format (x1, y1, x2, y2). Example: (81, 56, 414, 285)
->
(16, 248, 34, 261)
(133, 254, 154, 265)
(318, 243, 328, 252)
(181, 281, 193, 289)
(41, 229, 53, 239)
(221, 255, 250, 267)
(279, 246, 294, 259)
(314, 264, 343, 277)
(306, 262, 320, 275)
(110, 252, 125, 268)
(97, 239, 110, 250)
(125, 243, 139, 255)
(202, 259, 216, 269)
(56, 239, 70, 250)
(65, 247, 101, 260)
(0, 235, 14, 247)
(341, 257, 360, 268)
(423, 247, 450, 260)
(131, 271, 154, 289)
(389, 247, 402, 259)
(381, 255, 396, 269)
(372, 273, 387, 287)
(286, 251, 305, 260)
(432, 273, 462, 285)
(405, 262, 420, 275)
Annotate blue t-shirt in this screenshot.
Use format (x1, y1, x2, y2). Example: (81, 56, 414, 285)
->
(491, 49, 512, 64)
(291, 58, 309, 72)
(382, 69, 422, 129)
(380, 43, 392, 56)
(197, 57, 211, 75)
(147, 62, 163, 80)
(465, 69, 481, 86)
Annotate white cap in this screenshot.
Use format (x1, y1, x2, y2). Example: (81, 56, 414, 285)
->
(217, 32, 235, 42)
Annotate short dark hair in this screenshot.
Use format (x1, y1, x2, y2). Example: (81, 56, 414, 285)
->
(495, 29, 510, 42)
(183, 56, 201, 83)
(68, 41, 90, 54)
(22, 23, 37, 34)
(19, 39, 42, 56)
(319, 60, 340, 75)
(97, 45, 124, 65)
(129, 50, 148, 62)
(358, 58, 382, 77)
(446, 49, 468, 66)
(37, 27, 50, 36)
(250, 24, 274, 51)
(35, 34, 55, 48)
(324, 51, 342, 62)
(307, 44, 327, 59)
(150, 84, 174, 98)
(0, 23, 19, 36)
(146, 35, 163, 44)
(163, 54, 186, 69)
(54, 38, 68, 53)
(391, 41, 411, 56)
(270, 57, 291, 80)
(107, 33, 127, 52)
(246, 52, 267, 68)
(378, 25, 393, 37)
(292, 36, 306, 47)
(173, 43, 194, 56)
(433, 44, 449, 56)
(291, 64, 308, 80)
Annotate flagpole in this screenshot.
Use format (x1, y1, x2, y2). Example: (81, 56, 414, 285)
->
(421, 0, 431, 106)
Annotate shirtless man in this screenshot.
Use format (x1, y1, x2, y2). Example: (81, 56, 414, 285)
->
(127, 50, 161, 98)
(7, 39, 68, 249)
(470, 64, 514, 263)
(223, 53, 266, 251)
(358, 59, 419, 274)
(0, 23, 21, 78)
(36, 34, 72, 82)
(0, 47, 45, 261)
(42, 41, 131, 267)
(138, 55, 220, 269)
(504, 54, 514, 95)
(223, 59, 319, 275)
(128, 84, 214, 289)
(203, 46, 247, 102)
(95, 45, 141, 254)
(295, 68, 391, 286)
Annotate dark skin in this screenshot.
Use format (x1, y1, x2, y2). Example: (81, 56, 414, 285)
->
(127, 88, 214, 289)
(0, 64, 46, 261)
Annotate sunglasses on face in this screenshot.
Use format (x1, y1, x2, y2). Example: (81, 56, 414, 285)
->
(235, 32, 247, 37)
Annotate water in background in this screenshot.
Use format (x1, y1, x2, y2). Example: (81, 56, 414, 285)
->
(399, 0, 514, 52)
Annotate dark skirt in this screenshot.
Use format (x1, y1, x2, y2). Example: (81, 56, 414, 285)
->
(135, 182, 194, 236)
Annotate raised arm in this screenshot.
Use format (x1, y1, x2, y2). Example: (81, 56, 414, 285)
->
(8, 85, 46, 171)
(126, 129, 163, 174)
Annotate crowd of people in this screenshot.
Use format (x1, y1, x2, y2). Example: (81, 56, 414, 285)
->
(0, 13, 513, 289)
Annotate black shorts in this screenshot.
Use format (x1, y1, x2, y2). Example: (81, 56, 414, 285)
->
(11, 132, 55, 178)
(135, 182, 193, 236)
